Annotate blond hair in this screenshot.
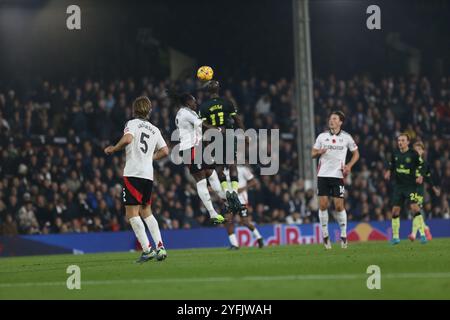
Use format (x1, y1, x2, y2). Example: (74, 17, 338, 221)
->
(133, 96, 152, 119)
(413, 141, 425, 150)
(398, 132, 410, 141)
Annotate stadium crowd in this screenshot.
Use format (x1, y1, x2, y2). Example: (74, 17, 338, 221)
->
(0, 75, 449, 235)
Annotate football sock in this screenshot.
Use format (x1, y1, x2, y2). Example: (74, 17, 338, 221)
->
(392, 216, 400, 239)
(252, 228, 262, 240)
(228, 233, 239, 247)
(337, 210, 347, 238)
(231, 180, 239, 192)
(420, 209, 428, 228)
(318, 209, 329, 238)
(412, 214, 420, 236)
(208, 171, 226, 199)
(143, 214, 164, 248)
(129, 216, 150, 253)
(417, 214, 425, 237)
(221, 181, 231, 192)
(196, 179, 218, 218)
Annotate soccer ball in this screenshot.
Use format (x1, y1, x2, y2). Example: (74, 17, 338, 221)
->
(197, 66, 214, 81)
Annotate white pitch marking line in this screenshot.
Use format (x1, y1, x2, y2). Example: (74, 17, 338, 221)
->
(2, 272, 450, 288)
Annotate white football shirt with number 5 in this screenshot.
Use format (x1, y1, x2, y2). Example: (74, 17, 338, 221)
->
(123, 118, 167, 180)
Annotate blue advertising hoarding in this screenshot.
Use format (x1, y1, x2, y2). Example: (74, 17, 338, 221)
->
(1, 219, 449, 257)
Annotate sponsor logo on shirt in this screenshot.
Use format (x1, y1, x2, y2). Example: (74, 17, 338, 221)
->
(324, 144, 345, 150)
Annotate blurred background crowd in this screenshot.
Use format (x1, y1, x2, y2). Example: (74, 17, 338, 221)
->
(0, 74, 449, 235)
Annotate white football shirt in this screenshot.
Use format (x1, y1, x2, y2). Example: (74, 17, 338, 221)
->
(224, 165, 255, 205)
(313, 130, 358, 178)
(175, 107, 203, 151)
(123, 118, 167, 180)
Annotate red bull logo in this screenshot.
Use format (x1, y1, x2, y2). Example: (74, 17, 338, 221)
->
(237, 224, 322, 247)
(236, 222, 388, 247)
(344, 223, 388, 242)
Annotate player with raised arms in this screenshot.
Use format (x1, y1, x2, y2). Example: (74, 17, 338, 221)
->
(198, 80, 247, 215)
(170, 90, 225, 224)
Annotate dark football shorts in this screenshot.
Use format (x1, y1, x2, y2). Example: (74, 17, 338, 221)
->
(224, 203, 249, 218)
(391, 184, 420, 207)
(317, 177, 345, 198)
(205, 130, 238, 165)
(122, 176, 153, 206)
(240, 206, 249, 218)
(221, 133, 238, 163)
(182, 146, 205, 174)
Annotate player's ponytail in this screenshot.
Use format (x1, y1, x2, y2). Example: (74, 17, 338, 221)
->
(166, 89, 193, 107)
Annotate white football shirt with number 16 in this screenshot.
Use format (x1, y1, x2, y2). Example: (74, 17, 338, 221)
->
(313, 130, 358, 179)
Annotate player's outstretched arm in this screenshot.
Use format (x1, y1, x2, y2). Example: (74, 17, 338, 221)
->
(104, 133, 133, 155)
(153, 146, 169, 160)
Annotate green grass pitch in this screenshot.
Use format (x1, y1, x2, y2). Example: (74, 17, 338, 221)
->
(1, 239, 450, 299)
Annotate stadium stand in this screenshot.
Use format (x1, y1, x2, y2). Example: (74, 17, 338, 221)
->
(0, 75, 449, 235)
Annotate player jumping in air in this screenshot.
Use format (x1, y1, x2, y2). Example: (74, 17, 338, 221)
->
(312, 111, 359, 250)
(171, 91, 225, 224)
(409, 141, 441, 242)
(104, 96, 168, 263)
(384, 133, 425, 245)
(199, 80, 247, 215)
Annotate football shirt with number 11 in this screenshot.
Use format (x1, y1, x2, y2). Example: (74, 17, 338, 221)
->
(199, 97, 237, 129)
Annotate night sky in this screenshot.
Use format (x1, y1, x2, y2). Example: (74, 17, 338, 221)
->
(0, 0, 449, 84)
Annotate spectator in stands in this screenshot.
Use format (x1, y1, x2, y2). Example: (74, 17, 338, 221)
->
(1, 214, 18, 236)
(0, 75, 448, 235)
